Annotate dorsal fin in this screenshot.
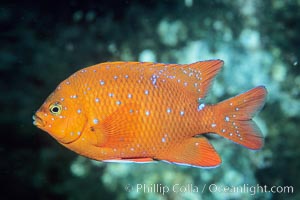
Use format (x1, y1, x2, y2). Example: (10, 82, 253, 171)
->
(145, 60, 224, 99)
(186, 60, 223, 98)
(168, 60, 223, 98)
(94, 60, 223, 99)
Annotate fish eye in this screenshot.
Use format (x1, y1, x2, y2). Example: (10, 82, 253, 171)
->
(49, 102, 62, 115)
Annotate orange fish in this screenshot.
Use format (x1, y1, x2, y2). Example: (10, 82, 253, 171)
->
(33, 60, 267, 168)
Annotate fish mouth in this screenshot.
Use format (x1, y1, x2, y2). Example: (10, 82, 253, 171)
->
(32, 114, 45, 127)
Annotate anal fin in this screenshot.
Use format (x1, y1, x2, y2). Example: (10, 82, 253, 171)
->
(158, 137, 221, 168)
(104, 157, 154, 163)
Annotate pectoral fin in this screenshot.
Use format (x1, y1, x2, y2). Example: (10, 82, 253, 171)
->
(87, 104, 141, 148)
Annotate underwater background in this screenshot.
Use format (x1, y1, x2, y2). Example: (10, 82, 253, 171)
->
(1, 0, 299, 199)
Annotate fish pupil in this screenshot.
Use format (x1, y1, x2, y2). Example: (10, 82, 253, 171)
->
(52, 107, 59, 113)
(49, 102, 62, 115)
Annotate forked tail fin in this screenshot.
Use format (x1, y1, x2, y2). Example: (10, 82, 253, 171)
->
(214, 86, 267, 150)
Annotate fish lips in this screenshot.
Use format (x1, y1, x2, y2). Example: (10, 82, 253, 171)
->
(32, 114, 45, 127)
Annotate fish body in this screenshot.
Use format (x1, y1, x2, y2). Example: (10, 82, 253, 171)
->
(33, 60, 267, 168)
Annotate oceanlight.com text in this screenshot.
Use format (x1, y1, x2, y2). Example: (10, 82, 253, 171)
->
(124, 183, 294, 196)
(207, 183, 293, 195)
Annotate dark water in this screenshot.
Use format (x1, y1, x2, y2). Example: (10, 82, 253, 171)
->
(1, 1, 299, 199)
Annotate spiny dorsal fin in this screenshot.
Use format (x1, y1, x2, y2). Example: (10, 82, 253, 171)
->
(92, 60, 223, 99)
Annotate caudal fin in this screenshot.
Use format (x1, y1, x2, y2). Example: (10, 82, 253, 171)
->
(214, 86, 267, 150)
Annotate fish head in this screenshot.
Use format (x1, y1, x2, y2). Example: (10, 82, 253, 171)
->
(33, 80, 87, 144)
